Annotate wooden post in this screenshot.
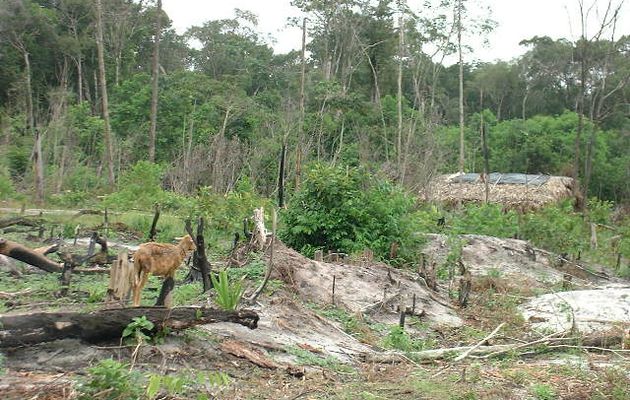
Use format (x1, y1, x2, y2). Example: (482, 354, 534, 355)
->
(331, 275, 336, 306)
(314, 250, 323, 262)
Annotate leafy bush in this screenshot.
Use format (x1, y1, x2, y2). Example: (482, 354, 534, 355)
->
(103, 161, 167, 210)
(194, 177, 271, 235)
(450, 203, 518, 238)
(122, 316, 155, 344)
(520, 201, 586, 255)
(280, 163, 417, 260)
(0, 169, 15, 200)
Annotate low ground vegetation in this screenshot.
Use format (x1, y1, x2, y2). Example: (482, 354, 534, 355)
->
(0, 164, 628, 399)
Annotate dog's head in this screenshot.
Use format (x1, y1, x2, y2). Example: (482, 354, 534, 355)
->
(177, 234, 197, 252)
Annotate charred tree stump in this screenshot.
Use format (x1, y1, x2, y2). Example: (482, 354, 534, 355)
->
(155, 276, 175, 307)
(185, 218, 212, 292)
(148, 204, 160, 241)
(0, 307, 259, 347)
(58, 262, 76, 297)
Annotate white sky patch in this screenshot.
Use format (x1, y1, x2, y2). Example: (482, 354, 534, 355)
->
(162, 0, 629, 63)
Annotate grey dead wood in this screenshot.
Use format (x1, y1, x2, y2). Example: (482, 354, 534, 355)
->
(0, 306, 259, 347)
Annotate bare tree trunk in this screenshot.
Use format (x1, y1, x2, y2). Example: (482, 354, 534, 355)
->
(19, 49, 45, 203)
(296, 17, 307, 191)
(480, 89, 490, 203)
(396, 2, 404, 177)
(148, 0, 162, 163)
(457, 0, 465, 173)
(76, 56, 83, 103)
(95, 0, 116, 186)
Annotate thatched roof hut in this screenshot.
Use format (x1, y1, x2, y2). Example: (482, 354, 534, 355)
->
(425, 173, 575, 209)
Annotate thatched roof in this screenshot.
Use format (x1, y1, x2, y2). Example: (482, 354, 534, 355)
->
(425, 173, 575, 209)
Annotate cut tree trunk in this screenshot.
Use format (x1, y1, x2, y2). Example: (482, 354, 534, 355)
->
(0, 306, 259, 347)
(252, 208, 267, 251)
(106, 250, 133, 304)
(0, 238, 63, 273)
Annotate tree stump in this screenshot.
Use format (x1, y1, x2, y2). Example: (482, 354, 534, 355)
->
(106, 250, 133, 304)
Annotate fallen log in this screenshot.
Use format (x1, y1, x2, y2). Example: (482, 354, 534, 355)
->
(0, 306, 259, 347)
(360, 331, 629, 364)
(0, 238, 63, 273)
(0, 216, 44, 229)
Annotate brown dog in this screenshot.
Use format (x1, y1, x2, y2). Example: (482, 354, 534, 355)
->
(132, 234, 196, 306)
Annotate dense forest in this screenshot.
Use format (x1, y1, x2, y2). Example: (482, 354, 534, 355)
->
(0, 0, 628, 206)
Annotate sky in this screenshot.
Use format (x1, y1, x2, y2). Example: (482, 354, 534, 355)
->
(162, 0, 629, 64)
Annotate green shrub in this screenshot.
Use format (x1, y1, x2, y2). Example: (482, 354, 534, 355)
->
(450, 203, 518, 238)
(194, 177, 271, 235)
(520, 201, 586, 255)
(0, 169, 15, 200)
(280, 163, 418, 261)
(103, 161, 166, 210)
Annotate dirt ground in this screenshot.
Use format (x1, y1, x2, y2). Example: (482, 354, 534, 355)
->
(1, 227, 629, 399)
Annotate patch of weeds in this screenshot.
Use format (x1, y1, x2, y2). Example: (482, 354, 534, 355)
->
(411, 370, 457, 398)
(77, 359, 143, 400)
(450, 393, 478, 400)
(228, 256, 266, 283)
(173, 282, 205, 306)
(0, 352, 5, 376)
(182, 327, 219, 344)
(593, 367, 630, 400)
(531, 383, 556, 400)
(502, 368, 530, 385)
(486, 268, 502, 278)
(308, 304, 376, 343)
(145, 370, 229, 399)
(285, 345, 354, 374)
(381, 325, 436, 352)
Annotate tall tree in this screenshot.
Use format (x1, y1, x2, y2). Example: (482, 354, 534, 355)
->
(148, 0, 162, 162)
(94, 0, 116, 185)
(457, 0, 465, 172)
